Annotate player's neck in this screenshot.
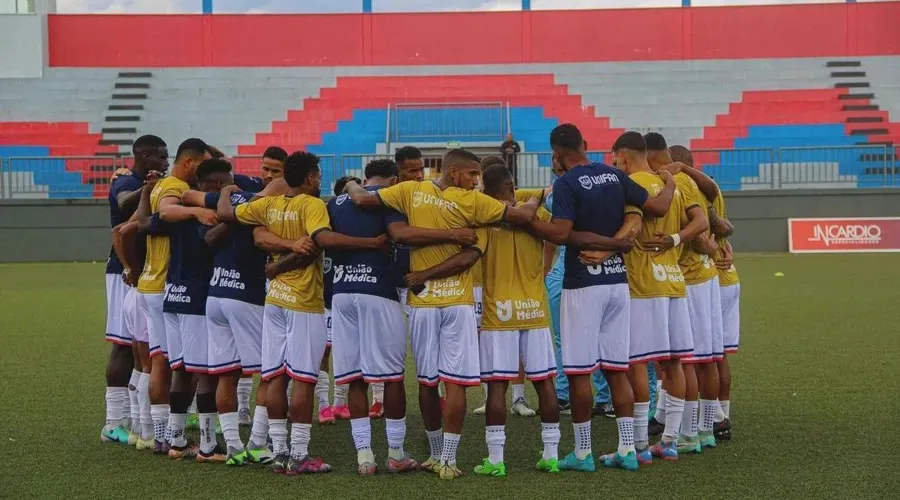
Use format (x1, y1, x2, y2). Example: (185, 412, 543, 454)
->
(564, 155, 590, 170)
(363, 177, 391, 188)
(629, 161, 653, 175)
(172, 163, 190, 182)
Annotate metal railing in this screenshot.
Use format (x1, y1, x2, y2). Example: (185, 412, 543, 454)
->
(1, 147, 896, 199)
(390, 102, 507, 144)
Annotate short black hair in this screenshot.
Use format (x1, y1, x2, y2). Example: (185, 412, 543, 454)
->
(333, 175, 361, 196)
(443, 148, 480, 170)
(263, 146, 288, 162)
(365, 159, 399, 180)
(644, 132, 668, 152)
(132, 135, 166, 155)
(550, 123, 584, 152)
(669, 145, 694, 167)
(481, 164, 512, 194)
(196, 158, 232, 181)
(175, 138, 210, 162)
(480, 155, 506, 170)
(283, 151, 320, 188)
(612, 131, 647, 153)
(395, 146, 422, 164)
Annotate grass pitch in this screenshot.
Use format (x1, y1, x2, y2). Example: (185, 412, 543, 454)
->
(1, 254, 899, 499)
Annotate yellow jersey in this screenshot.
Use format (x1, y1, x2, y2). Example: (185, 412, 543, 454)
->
(137, 176, 189, 294)
(472, 255, 483, 287)
(478, 204, 551, 330)
(514, 188, 544, 204)
(675, 173, 718, 285)
(235, 194, 331, 313)
(712, 193, 740, 286)
(624, 170, 688, 298)
(377, 180, 508, 308)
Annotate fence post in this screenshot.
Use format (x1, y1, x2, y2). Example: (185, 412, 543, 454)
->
(773, 148, 780, 190)
(0, 156, 4, 200)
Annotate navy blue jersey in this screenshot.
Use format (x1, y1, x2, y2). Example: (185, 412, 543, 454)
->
(323, 254, 334, 310)
(234, 174, 265, 194)
(163, 218, 215, 315)
(552, 163, 649, 290)
(106, 173, 144, 274)
(325, 186, 398, 302)
(386, 211, 411, 288)
(203, 191, 267, 306)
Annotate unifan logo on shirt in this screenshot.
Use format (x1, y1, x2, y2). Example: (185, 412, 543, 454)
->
(266, 208, 298, 223)
(578, 173, 620, 190)
(334, 194, 349, 205)
(412, 191, 459, 210)
(808, 224, 882, 247)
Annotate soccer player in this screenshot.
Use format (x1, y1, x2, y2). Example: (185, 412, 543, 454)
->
(102, 135, 168, 445)
(538, 124, 675, 472)
(471, 164, 560, 477)
(608, 132, 710, 462)
(644, 135, 721, 453)
(345, 148, 540, 479)
(137, 138, 214, 454)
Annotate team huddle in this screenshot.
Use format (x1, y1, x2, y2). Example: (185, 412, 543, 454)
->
(99, 123, 740, 478)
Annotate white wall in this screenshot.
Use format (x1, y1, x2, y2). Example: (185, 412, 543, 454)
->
(0, 14, 43, 78)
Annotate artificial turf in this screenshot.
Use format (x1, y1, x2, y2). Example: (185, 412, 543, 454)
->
(1, 254, 898, 499)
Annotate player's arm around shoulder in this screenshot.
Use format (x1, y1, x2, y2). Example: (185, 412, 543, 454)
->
(638, 170, 674, 217)
(346, 179, 399, 209)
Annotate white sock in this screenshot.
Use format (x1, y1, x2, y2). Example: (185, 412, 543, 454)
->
(188, 395, 197, 415)
(138, 373, 153, 440)
(199, 413, 216, 454)
(441, 432, 461, 466)
(699, 399, 716, 433)
(616, 417, 635, 455)
(372, 383, 385, 405)
(480, 383, 488, 403)
(511, 384, 525, 403)
(541, 422, 561, 460)
(633, 402, 650, 450)
(351, 417, 373, 463)
(128, 370, 141, 429)
(720, 399, 731, 419)
(663, 394, 685, 442)
(485, 425, 505, 464)
(386, 417, 406, 460)
(438, 383, 445, 398)
(168, 413, 187, 447)
(655, 389, 668, 424)
(151, 404, 169, 442)
(237, 378, 253, 413)
(105, 387, 127, 427)
(286, 380, 292, 404)
(714, 399, 726, 423)
(573, 421, 592, 460)
(249, 406, 269, 448)
(269, 418, 289, 455)
(682, 400, 698, 438)
(333, 382, 347, 407)
(219, 412, 243, 450)
(289, 422, 311, 460)
(315, 371, 330, 407)
(426, 428, 443, 460)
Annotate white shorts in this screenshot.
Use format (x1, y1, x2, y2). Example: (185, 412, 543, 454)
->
(138, 292, 166, 359)
(396, 287, 412, 318)
(261, 304, 288, 380)
(629, 296, 693, 363)
(325, 308, 332, 346)
(560, 283, 631, 373)
(105, 274, 130, 345)
(479, 328, 556, 382)
(164, 312, 208, 372)
(123, 287, 149, 344)
(260, 304, 327, 383)
(473, 286, 483, 329)
(720, 283, 741, 354)
(409, 305, 479, 386)
(684, 277, 724, 364)
(331, 293, 406, 385)
(206, 297, 263, 375)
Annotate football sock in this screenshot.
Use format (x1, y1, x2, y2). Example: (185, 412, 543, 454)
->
(573, 421, 592, 460)
(720, 399, 731, 419)
(541, 422, 561, 460)
(426, 428, 443, 460)
(219, 412, 243, 450)
(441, 432, 461, 466)
(105, 387, 126, 427)
(511, 384, 525, 403)
(634, 402, 650, 450)
(333, 382, 347, 407)
(168, 413, 187, 448)
(616, 417, 636, 455)
(655, 389, 668, 424)
(315, 371, 330, 408)
(371, 383, 385, 405)
(351, 417, 373, 463)
(486, 425, 505, 464)
(237, 378, 253, 413)
(682, 400, 699, 438)
(699, 399, 716, 433)
(199, 413, 216, 454)
(151, 404, 169, 442)
(138, 372, 153, 440)
(289, 422, 311, 460)
(128, 370, 141, 430)
(663, 394, 685, 443)
(386, 417, 406, 460)
(269, 418, 288, 455)
(249, 406, 269, 448)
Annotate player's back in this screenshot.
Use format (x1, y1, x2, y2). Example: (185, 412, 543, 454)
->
(479, 204, 551, 330)
(552, 163, 648, 289)
(164, 218, 215, 314)
(712, 192, 739, 285)
(138, 175, 189, 294)
(327, 187, 397, 300)
(674, 173, 717, 285)
(625, 170, 686, 298)
(106, 173, 143, 275)
(206, 190, 268, 305)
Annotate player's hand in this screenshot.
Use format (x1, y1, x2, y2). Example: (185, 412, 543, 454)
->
(449, 227, 477, 246)
(524, 196, 540, 207)
(195, 209, 220, 226)
(657, 169, 674, 184)
(643, 232, 675, 253)
(122, 269, 139, 287)
(405, 271, 428, 287)
(221, 184, 241, 197)
(109, 167, 131, 183)
(264, 261, 279, 280)
(290, 236, 317, 256)
(372, 233, 391, 253)
(660, 162, 687, 175)
(144, 170, 161, 188)
(579, 250, 612, 266)
(615, 238, 636, 254)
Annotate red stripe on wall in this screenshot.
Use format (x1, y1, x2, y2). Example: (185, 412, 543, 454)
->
(48, 3, 900, 68)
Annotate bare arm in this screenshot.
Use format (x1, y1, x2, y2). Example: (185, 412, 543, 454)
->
(709, 206, 734, 238)
(159, 197, 218, 225)
(252, 227, 319, 256)
(346, 180, 384, 208)
(405, 248, 482, 287)
(203, 223, 233, 249)
(387, 222, 477, 247)
(115, 221, 143, 287)
(642, 207, 709, 252)
(181, 189, 209, 208)
(313, 230, 387, 252)
(216, 185, 242, 223)
(503, 198, 539, 227)
(255, 177, 289, 199)
(116, 187, 144, 214)
(264, 252, 319, 280)
(641, 172, 676, 217)
(530, 218, 573, 246)
(694, 233, 719, 257)
(576, 213, 642, 265)
(665, 162, 719, 202)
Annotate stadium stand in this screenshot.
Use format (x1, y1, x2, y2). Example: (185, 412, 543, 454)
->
(1, 4, 898, 198)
